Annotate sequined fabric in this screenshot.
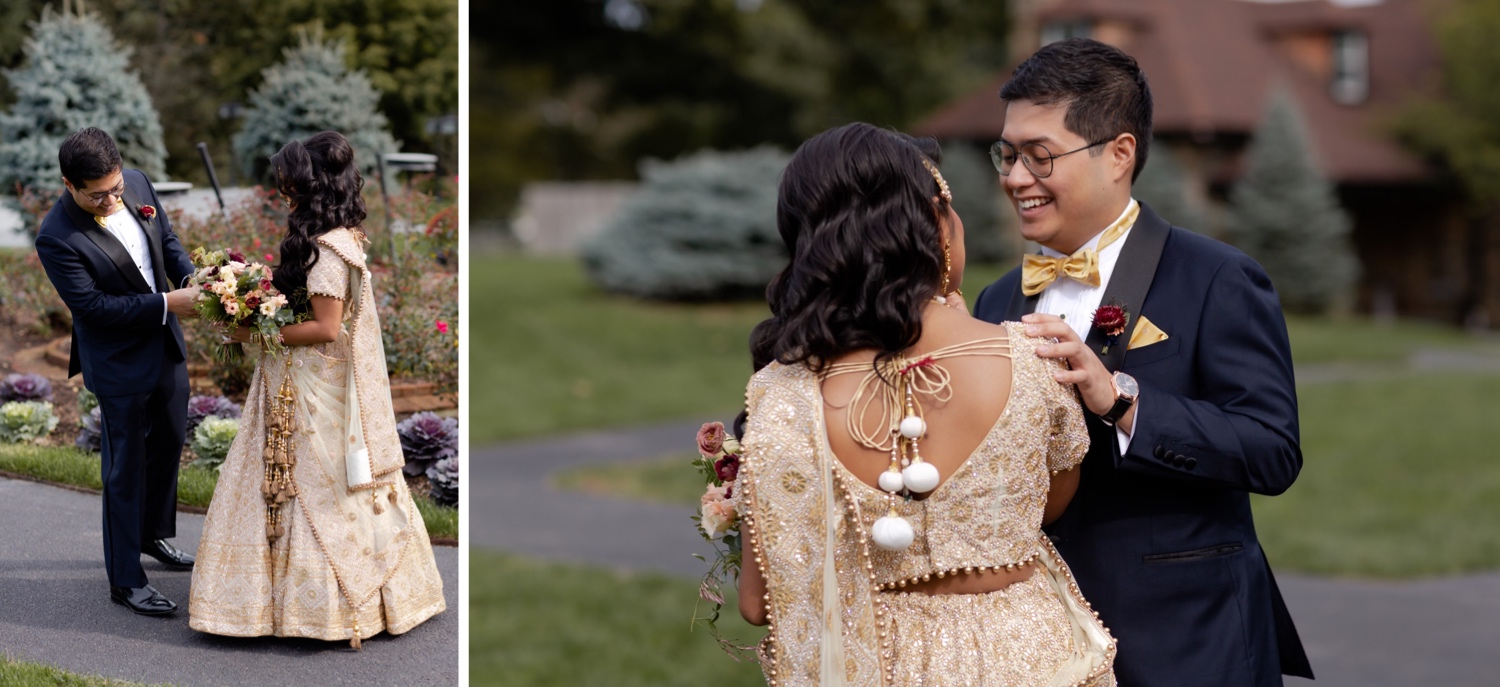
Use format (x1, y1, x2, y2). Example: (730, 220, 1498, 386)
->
(740, 323, 1113, 686)
(188, 232, 446, 642)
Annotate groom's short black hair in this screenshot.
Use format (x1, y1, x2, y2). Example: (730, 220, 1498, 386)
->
(1000, 38, 1153, 182)
(59, 128, 123, 188)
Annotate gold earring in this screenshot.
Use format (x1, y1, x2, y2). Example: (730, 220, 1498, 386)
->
(941, 239, 952, 295)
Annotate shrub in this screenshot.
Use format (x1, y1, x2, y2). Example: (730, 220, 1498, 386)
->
(186, 395, 242, 437)
(1133, 145, 1210, 236)
(581, 147, 790, 301)
(76, 406, 102, 453)
(1224, 90, 1359, 314)
(233, 31, 399, 182)
(426, 455, 458, 507)
(941, 142, 1014, 264)
(396, 411, 458, 477)
(0, 250, 70, 337)
(190, 415, 239, 469)
(0, 401, 59, 444)
(0, 373, 52, 403)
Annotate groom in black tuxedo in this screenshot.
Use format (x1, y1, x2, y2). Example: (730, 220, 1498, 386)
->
(972, 40, 1314, 685)
(35, 128, 200, 616)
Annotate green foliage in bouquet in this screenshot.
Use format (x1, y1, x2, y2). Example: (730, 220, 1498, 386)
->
(191, 415, 239, 469)
(0, 6, 167, 192)
(582, 147, 790, 301)
(0, 401, 59, 444)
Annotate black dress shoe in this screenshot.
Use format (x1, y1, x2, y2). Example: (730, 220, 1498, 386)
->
(142, 539, 195, 569)
(110, 585, 177, 616)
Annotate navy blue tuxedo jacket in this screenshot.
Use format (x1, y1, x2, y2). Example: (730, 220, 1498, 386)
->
(973, 203, 1313, 686)
(35, 169, 195, 398)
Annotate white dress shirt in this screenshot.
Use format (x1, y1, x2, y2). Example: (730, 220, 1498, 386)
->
(100, 207, 169, 324)
(1034, 198, 1140, 452)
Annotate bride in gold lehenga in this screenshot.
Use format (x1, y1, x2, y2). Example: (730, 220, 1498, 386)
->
(188, 131, 445, 647)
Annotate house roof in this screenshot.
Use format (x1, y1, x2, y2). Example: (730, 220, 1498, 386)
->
(914, 0, 1443, 184)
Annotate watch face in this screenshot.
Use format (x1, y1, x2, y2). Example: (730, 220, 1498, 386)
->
(1114, 373, 1139, 397)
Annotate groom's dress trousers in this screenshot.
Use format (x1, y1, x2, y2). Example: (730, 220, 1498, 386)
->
(974, 201, 1313, 686)
(35, 169, 195, 589)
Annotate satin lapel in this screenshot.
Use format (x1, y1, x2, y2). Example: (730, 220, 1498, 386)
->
(1003, 264, 1041, 322)
(62, 193, 153, 294)
(122, 184, 170, 292)
(1083, 204, 1170, 373)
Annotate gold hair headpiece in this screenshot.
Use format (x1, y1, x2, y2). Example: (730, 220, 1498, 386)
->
(921, 158, 952, 203)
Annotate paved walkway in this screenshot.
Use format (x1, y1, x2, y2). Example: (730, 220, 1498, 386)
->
(0, 478, 457, 686)
(472, 417, 1500, 687)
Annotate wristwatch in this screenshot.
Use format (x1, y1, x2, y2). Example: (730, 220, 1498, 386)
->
(1098, 372, 1139, 426)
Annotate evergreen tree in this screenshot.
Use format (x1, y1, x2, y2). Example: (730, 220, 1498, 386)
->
(581, 147, 789, 300)
(1224, 90, 1359, 314)
(942, 142, 1014, 264)
(0, 6, 167, 191)
(1133, 144, 1209, 236)
(233, 32, 399, 181)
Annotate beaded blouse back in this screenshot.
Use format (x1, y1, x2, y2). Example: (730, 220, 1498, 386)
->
(738, 322, 1107, 686)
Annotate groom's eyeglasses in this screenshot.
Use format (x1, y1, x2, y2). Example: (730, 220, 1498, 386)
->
(990, 138, 1116, 178)
(83, 182, 127, 205)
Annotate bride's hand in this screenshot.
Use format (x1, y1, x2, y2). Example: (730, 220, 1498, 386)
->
(221, 326, 252, 344)
(941, 290, 967, 312)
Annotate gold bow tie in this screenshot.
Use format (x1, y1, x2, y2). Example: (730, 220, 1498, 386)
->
(1020, 201, 1140, 296)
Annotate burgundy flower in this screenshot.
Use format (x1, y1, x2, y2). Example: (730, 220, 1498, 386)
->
(1092, 304, 1128, 338)
(139, 205, 156, 220)
(697, 421, 726, 457)
(259, 278, 274, 292)
(245, 294, 261, 309)
(227, 249, 247, 263)
(713, 454, 740, 483)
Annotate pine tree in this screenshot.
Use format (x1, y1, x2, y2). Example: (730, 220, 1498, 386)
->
(233, 32, 399, 181)
(1224, 90, 1359, 314)
(581, 147, 790, 300)
(0, 6, 167, 191)
(942, 142, 1014, 264)
(1133, 144, 1209, 236)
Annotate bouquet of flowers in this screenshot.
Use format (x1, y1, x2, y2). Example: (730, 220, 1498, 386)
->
(691, 421, 756, 659)
(189, 247, 296, 360)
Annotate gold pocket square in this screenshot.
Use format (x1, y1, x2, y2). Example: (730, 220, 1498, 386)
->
(1128, 315, 1169, 350)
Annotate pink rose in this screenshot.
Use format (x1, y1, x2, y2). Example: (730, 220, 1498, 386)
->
(436, 320, 450, 334)
(697, 421, 726, 457)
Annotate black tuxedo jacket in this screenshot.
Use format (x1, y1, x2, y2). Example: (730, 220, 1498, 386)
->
(35, 169, 195, 398)
(973, 203, 1313, 686)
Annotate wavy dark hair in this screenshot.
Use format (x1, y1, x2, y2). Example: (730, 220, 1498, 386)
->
(751, 122, 952, 372)
(269, 131, 367, 301)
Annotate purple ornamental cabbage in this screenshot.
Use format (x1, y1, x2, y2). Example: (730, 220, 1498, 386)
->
(76, 407, 103, 453)
(0, 373, 52, 403)
(186, 395, 242, 436)
(397, 411, 458, 476)
(426, 455, 459, 507)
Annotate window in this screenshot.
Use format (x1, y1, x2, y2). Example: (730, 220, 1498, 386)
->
(1330, 31, 1369, 105)
(1041, 20, 1092, 46)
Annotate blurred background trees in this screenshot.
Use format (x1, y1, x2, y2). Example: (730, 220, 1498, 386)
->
(0, 0, 458, 186)
(471, 0, 1012, 223)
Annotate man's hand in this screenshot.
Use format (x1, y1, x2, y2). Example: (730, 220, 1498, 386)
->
(165, 286, 201, 319)
(1022, 313, 1117, 416)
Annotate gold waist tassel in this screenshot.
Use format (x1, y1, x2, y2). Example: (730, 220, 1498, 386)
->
(263, 357, 299, 541)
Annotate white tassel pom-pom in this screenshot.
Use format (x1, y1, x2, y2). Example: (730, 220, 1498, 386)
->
(871, 515, 915, 551)
(902, 461, 940, 493)
(878, 470, 905, 493)
(898, 415, 926, 439)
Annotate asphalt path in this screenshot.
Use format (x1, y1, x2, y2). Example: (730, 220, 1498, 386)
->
(471, 417, 1500, 687)
(0, 477, 457, 686)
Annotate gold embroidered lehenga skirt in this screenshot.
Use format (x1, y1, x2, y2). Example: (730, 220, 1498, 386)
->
(188, 342, 446, 642)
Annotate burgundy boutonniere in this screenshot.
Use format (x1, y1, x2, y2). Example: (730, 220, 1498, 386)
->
(139, 205, 156, 221)
(1092, 302, 1129, 354)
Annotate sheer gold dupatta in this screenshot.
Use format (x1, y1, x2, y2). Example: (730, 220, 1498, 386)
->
(739, 364, 886, 686)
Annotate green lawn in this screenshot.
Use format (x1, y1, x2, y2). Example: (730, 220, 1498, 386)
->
(552, 451, 705, 506)
(0, 655, 160, 686)
(469, 551, 766, 687)
(0, 444, 458, 541)
(469, 255, 767, 445)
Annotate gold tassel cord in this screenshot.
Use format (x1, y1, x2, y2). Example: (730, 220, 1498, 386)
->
(262, 356, 299, 542)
